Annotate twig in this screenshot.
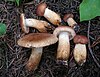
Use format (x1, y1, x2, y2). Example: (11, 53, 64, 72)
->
(45, 64, 54, 77)
(87, 21, 100, 68)
(0, 64, 3, 69)
(5, 46, 9, 69)
(24, 1, 34, 5)
(7, 58, 15, 68)
(6, 43, 15, 52)
(91, 37, 100, 47)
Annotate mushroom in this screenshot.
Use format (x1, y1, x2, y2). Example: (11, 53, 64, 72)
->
(17, 33, 58, 71)
(20, 13, 50, 33)
(53, 26, 76, 63)
(73, 35, 88, 65)
(63, 13, 80, 32)
(36, 2, 61, 26)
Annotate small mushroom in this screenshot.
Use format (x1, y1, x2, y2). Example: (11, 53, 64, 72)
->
(36, 2, 61, 26)
(17, 33, 58, 71)
(73, 35, 88, 65)
(20, 13, 50, 33)
(53, 26, 76, 63)
(63, 13, 80, 32)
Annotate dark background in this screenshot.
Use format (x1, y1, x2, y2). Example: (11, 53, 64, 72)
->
(0, 0, 100, 77)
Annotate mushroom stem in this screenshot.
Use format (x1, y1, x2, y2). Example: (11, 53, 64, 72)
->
(74, 44, 87, 65)
(25, 19, 49, 32)
(26, 47, 43, 71)
(67, 18, 77, 27)
(44, 8, 61, 25)
(25, 19, 37, 27)
(57, 32, 70, 61)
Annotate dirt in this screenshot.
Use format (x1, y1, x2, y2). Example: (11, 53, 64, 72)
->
(0, 0, 100, 77)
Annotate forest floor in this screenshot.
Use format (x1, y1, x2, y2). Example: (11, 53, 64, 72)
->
(0, 0, 100, 77)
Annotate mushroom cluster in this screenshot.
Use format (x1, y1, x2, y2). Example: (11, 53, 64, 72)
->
(18, 2, 88, 71)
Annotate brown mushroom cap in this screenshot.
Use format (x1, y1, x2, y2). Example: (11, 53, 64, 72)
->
(63, 13, 74, 22)
(36, 2, 47, 16)
(20, 13, 29, 33)
(17, 33, 58, 48)
(53, 26, 76, 40)
(73, 35, 88, 44)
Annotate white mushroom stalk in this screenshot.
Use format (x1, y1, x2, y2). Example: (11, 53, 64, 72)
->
(67, 18, 77, 27)
(26, 47, 43, 71)
(44, 8, 61, 25)
(74, 44, 87, 66)
(20, 13, 50, 33)
(25, 19, 49, 32)
(25, 19, 49, 28)
(57, 32, 70, 61)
